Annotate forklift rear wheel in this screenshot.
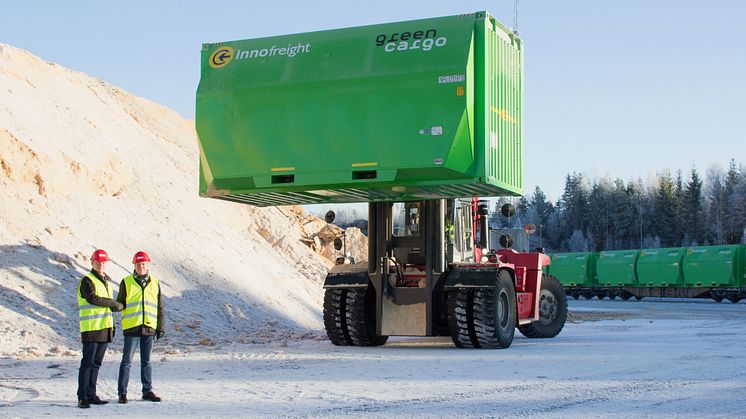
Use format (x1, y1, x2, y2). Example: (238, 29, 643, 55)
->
(517, 274, 567, 339)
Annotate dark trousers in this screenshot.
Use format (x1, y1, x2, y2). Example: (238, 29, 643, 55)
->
(77, 341, 108, 401)
(118, 335, 154, 396)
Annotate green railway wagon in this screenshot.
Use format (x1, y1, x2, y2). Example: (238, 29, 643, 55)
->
(637, 247, 686, 287)
(597, 250, 639, 287)
(682, 245, 745, 288)
(547, 252, 598, 287)
(197, 12, 523, 206)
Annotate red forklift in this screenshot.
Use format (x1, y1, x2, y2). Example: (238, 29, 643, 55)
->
(323, 198, 567, 348)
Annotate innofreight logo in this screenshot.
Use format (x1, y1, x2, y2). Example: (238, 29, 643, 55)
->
(235, 42, 311, 61)
(209, 46, 234, 69)
(208, 42, 311, 69)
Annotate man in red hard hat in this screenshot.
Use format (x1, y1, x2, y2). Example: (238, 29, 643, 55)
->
(77, 249, 124, 409)
(116, 250, 165, 404)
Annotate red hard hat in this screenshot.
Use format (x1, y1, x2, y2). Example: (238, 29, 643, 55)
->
(90, 249, 109, 262)
(132, 251, 151, 263)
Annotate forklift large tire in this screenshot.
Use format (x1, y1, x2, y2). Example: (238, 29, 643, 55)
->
(323, 288, 352, 346)
(518, 274, 567, 339)
(447, 289, 476, 348)
(345, 287, 388, 346)
(472, 270, 517, 349)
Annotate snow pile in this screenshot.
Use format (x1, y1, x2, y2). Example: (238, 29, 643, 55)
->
(0, 43, 337, 358)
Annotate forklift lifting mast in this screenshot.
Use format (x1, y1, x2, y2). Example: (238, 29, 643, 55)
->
(323, 198, 567, 349)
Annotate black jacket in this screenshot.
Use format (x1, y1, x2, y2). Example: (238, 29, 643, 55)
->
(79, 270, 123, 343)
(117, 272, 165, 337)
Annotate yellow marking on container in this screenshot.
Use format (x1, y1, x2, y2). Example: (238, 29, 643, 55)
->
(351, 162, 378, 167)
(456, 86, 465, 96)
(491, 107, 517, 123)
(271, 167, 295, 172)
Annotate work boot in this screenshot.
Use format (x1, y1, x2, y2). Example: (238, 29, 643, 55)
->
(78, 399, 90, 409)
(89, 396, 109, 405)
(142, 391, 161, 402)
(118, 394, 128, 404)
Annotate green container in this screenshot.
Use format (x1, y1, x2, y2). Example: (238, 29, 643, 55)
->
(682, 245, 745, 287)
(197, 11, 523, 206)
(636, 247, 686, 287)
(597, 250, 639, 286)
(546, 252, 598, 287)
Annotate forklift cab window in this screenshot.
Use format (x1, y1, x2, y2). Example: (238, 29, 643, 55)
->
(392, 202, 420, 237)
(450, 200, 474, 262)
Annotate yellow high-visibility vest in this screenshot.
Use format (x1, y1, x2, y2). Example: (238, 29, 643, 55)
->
(78, 273, 114, 332)
(121, 275, 159, 331)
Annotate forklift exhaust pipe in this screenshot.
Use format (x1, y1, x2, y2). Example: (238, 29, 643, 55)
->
(478, 200, 490, 251)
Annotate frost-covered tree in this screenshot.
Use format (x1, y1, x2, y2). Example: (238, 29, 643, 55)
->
(641, 235, 661, 249)
(723, 159, 744, 244)
(707, 167, 726, 245)
(567, 229, 591, 252)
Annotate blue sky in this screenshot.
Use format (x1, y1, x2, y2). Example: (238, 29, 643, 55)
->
(2, 0, 744, 201)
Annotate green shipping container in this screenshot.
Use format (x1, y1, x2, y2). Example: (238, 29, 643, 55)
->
(547, 252, 598, 287)
(682, 245, 745, 287)
(597, 250, 639, 286)
(197, 12, 523, 206)
(637, 247, 686, 287)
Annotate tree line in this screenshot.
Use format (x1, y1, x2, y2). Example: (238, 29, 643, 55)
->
(491, 159, 746, 252)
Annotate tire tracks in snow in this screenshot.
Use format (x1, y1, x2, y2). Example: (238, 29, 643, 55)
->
(309, 378, 701, 417)
(310, 382, 548, 416)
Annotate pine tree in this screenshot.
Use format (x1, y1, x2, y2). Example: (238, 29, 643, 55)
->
(559, 173, 590, 249)
(652, 171, 679, 247)
(610, 179, 634, 250)
(682, 168, 706, 245)
(588, 178, 612, 251)
(628, 178, 651, 249)
(724, 159, 740, 244)
(530, 186, 554, 228)
(706, 167, 726, 245)
(736, 166, 746, 244)
(674, 170, 686, 245)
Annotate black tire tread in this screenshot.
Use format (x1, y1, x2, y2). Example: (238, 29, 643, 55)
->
(447, 289, 476, 348)
(473, 270, 516, 349)
(323, 288, 352, 346)
(346, 287, 388, 347)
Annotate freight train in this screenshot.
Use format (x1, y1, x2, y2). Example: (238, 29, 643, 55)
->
(545, 244, 746, 303)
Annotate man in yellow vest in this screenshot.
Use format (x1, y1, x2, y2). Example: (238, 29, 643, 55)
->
(77, 249, 124, 409)
(117, 250, 165, 404)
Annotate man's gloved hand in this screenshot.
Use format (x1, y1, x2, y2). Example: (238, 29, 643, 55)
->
(113, 301, 124, 312)
(156, 331, 165, 340)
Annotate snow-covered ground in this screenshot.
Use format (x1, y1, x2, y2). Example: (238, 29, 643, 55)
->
(2, 299, 745, 418)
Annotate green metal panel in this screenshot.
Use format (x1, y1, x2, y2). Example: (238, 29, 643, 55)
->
(682, 245, 744, 287)
(597, 250, 639, 286)
(637, 247, 686, 287)
(546, 252, 598, 287)
(196, 12, 523, 206)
